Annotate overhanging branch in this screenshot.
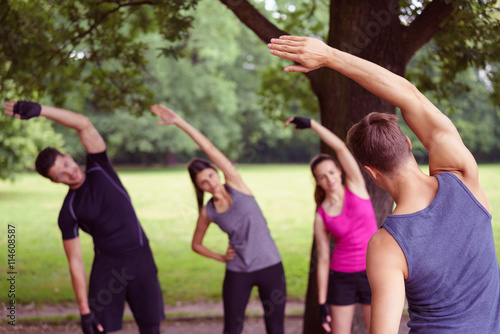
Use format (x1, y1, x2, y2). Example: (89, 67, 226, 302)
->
(402, 0, 453, 63)
(219, 0, 286, 44)
(219, 0, 320, 82)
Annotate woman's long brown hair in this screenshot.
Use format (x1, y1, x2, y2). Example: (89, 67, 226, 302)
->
(187, 158, 218, 211)
(310, 154, 340, 208)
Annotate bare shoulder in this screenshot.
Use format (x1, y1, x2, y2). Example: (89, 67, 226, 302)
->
(368, 228, 408, 279)
(369, 228, 394, 246)
(196, 206, 211, 224)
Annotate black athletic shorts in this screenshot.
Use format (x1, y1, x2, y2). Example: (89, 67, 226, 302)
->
(88, 244, 165, 332)
(326, 270, 372, 306)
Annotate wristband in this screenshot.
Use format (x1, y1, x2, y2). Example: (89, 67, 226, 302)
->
(13, 101, 41, 119)
(319, 302, 330, 324)
(81, 312, 106, 334)
(290, 117, 311, 129)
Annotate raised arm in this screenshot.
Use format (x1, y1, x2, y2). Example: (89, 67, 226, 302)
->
(63, 238, 104, 333)
(269, 36, 478, 186)
(151, 104, 249, 193)
(286, 117, 368, 197)
(3, 100, 105, 154)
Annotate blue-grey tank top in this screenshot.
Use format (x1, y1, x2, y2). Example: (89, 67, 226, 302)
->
(206, 185, 281, 273)
(383, 172, 500, 333)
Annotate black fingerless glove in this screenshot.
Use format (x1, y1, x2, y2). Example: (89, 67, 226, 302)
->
(319, 303, 330, 325)
(81, 312, 106, 334)
(13, 101, 41, 119)
(290, 117, 311, 129)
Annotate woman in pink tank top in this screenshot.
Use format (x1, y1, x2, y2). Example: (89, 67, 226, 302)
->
(286, 117, 378, 334)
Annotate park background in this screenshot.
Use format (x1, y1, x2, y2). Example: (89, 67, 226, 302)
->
(0, 1, 499, 333)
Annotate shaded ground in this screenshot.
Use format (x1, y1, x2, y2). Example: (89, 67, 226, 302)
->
(1, 300, 410, 333)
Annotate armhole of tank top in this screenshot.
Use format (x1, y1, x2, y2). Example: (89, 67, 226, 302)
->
(444, 173, 492, 219)
(381, 224, 411, 280)
(317, 205, 326, 223)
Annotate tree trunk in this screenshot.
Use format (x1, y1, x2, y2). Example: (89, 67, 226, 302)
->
(303, 1, 403, 332)
(164, 151, 178, 166)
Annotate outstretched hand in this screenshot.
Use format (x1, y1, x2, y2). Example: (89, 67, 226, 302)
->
(150, 104, 180, 126)
(3, 99, 41, 119)
(268, 35, 331, 73)
(284, 117, 311, 129)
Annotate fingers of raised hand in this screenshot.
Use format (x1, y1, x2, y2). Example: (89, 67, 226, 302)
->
(3, 100, 16, 114)
(150, 105, 160, 114)
(284, 117, 294, 126)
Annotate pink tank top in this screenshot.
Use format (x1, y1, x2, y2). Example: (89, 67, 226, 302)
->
(317, 188, 378, 272)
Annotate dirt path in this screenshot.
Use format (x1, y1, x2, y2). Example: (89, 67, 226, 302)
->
(1, 300, 410, 333)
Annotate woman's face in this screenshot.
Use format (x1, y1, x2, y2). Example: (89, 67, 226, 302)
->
(313, 160, 342, 193)
(195, 168, 222, 194)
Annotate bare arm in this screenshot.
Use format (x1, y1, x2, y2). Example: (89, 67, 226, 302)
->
(314, 213, 332, 332)
(62, 238, 91, 314)
(4, 100, 105, 154)
(366, 229, 407, 334)
(312, 119, 368, 197)
(151, 104, 250, 194)
(191, 207, 235, 263)
(41, 105, 106, 154)
(269, 36, 481, 191)
(63, 238, 104, 332)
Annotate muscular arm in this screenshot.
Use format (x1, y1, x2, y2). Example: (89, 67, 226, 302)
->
(319, 47, 476, 182)
(3, 100, 105, 154)
(62, 238, 91, 314)
(310, 120, 368, 197)
(40, 105, 106, 154)
(366, 229, 407, 334)
(269, 36, 484, 201)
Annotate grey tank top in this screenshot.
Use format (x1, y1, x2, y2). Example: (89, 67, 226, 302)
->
(206, 185, 281, 272)
(383, 172, 500, 333)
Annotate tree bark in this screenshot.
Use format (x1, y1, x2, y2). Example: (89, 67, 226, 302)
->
(164, 151, 178, 166)
(218, 1, 454, 332)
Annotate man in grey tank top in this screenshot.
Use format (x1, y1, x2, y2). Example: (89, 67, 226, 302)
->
(268, 36, 500, 333)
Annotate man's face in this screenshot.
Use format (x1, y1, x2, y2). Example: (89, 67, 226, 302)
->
(47, 154, 85, 189)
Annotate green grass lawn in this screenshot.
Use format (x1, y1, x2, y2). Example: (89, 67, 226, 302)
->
(0, 164, 499, 306)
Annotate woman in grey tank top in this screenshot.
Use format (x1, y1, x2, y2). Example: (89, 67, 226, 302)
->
(151, 104, 286, 334)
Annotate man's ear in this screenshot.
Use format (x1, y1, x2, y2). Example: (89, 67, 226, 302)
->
(406, 136, 412, 150)
(363, 165, 380, 182)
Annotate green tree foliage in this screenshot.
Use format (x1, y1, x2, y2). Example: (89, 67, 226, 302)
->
(403, 38, 500, 162)
(54, 1, 318, 165)
(0, 117, 63, 179)
(245, 0, 500, 121)
(0, 0, 200, 178)
(0, 0, 199, 109)
(408, 1, 500, 107)
(402, 66, 500, 162)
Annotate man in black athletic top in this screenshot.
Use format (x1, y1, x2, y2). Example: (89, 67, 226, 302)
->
(3, 100, 164, 334)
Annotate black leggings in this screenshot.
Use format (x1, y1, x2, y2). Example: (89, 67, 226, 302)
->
(222, 262, 286, 334)
(139, 324, 160, 334)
